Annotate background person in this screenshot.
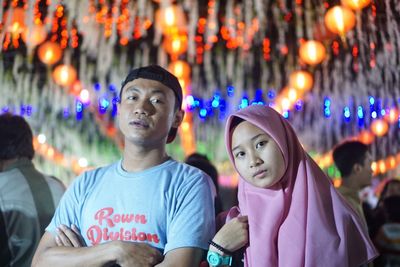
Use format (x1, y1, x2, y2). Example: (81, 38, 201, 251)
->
(0, 113, 65, 267)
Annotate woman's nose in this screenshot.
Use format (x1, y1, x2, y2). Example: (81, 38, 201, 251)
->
(249, 153, 262, 168)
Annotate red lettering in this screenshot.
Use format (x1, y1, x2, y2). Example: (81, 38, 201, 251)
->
(147, 234, 160, 243)
(87, 225, 102, 245)
(124, 230, 132, 240)
(135, 214, 147, 224)
(131, 228, 138, 241)
(94, 207, 115, 227)
(94, 208, 147, 226)
(138, 232, 146, 241)
(119, 228, 124, 241)
(103, 228, 110, 241)
(121, 214, 134, 223)
(109, 231, 120, 240)
(86, 226, 159, 245)
(114, 214, 121, 223)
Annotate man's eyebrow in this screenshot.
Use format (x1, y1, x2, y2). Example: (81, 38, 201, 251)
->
(123, 87, 139, 94)
(123, 87, 167, 95)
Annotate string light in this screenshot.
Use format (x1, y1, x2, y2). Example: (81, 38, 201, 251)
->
(357, 106, 364, 127)
(343, 106, 351, 121)
(239, 97, 249, 109)
(324, 97, 331, 118)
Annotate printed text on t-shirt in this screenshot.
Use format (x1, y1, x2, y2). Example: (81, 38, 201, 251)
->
(87, 207, 160, 245)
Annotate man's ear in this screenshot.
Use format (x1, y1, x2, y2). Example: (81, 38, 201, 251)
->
(352, 163, 362, 174)
(173, 109, 185, 128)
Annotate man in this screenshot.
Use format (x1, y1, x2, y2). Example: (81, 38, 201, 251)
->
(32, 65, 215, 266)
(332, 140, 373, 227)
(0, 113, 65, 267)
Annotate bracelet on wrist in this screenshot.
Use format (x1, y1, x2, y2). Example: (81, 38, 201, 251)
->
(208, 240, 232, 255)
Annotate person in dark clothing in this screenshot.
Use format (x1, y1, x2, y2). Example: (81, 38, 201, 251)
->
(185, 152, 223, 216)
(0, 113, 65, 267)
(371, 179, 400, 266)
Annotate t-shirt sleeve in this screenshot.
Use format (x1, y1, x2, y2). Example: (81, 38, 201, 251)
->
(45, 173, 85, 236)
(164, 173, 216, 253)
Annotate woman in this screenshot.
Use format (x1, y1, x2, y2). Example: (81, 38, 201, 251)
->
(207, 105, 377, 267)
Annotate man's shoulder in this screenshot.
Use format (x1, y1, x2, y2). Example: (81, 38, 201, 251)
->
(44, 175, 66, 191)
(168, 160, 209, 180)
(69, 161, 120, 186)
(165, 161, 214, 196)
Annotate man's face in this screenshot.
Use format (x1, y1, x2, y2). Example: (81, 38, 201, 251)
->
(358, 152, 373, 188)
(117, 78, 183, 147)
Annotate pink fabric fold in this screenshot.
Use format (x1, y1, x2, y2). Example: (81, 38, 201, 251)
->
(225, 105, 378, 267)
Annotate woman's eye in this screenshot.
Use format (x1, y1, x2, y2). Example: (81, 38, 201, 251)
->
(235, 151, 245, 158)
(256, 141, 267, 149)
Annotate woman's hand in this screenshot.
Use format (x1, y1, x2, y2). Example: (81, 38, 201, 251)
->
(211, 215, 248, 253)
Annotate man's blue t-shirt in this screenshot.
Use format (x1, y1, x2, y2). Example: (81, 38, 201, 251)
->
(47, 158, 215, 254)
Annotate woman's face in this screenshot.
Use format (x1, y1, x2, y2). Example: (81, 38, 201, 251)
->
(231, 121, 286, 188)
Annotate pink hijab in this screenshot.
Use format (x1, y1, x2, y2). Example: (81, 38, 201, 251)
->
(225, 105, 377, 267)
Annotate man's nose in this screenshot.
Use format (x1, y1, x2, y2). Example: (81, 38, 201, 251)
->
(134, 99, 153, 115)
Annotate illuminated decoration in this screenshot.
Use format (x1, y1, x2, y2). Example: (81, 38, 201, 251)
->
(324, 97, 331, 118)
(37, 133, 46, 144)
(371, 161, 377, 176)
(324, 6, 356, 36)
(38, 41, 63, 65)
(79, 89, 90, 104)
(333, 179, 342, 188)
(69, 80, 83, 96)
(286, 87, 300, 102)
(78, 157, 88, 168)
(371, 153, 400, 175)
(318, 151, 400, 178)
(341, 0, 371, 11)
(175, 63, 195, 153)
(384, 108, 399, 123)
(289, 71, 314, 92)
(357, 105, 364, 125)
(33, 135, 92, 175)
(21, 24, 47, 47)
(180, 112, 196, 155)
(316, 153, 334, 169)
(157, 2, 194, 154)
(163, 33, 188, 58)
(377, 159, 386, 174)
(168, 60, 191, 79)
(178, 77, 189, 94)
(3, 7, 26, 34)
(357, 130, 374, 144)
(370, 119, 389, 137)
(273, 86, 303, 114)
(52, 64, 78, 87)
(386, 155, 396, 170)
(0, 0, 399, 182)
(299, 40, 326, 65)
(155, 5, 186, 35)
(343, 106, 351, 121)
(313, 22, 336, 42)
